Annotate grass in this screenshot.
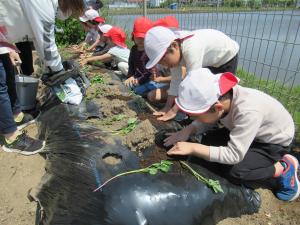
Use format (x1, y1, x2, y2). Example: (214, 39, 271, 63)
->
(237, 68, 300, 142)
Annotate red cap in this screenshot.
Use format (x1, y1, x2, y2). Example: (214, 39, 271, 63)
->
(132, 17, 153, 39)
(153, 16, 179, 29)
(219, 72, 239, 95)
(94, 16, 105, 24)
(104, 27, 127, 48)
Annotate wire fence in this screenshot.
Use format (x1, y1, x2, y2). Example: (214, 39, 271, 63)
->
(103, 1, 300, 143)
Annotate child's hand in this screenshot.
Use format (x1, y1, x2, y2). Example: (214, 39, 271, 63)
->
(124, 77, 138, 87)
(151, 68, 162, 83)
(153, 106, 170, 116)
(163, 127, 191, 146)
(79, 58, 88, 66)
(167, 142, 196, 156)
(156, 105, 179, 121)
(157, 109, 177, 121)
(151, 74, 163, 83)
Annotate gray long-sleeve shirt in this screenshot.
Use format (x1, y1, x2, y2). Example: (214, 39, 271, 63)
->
(193, 85, 295, 165)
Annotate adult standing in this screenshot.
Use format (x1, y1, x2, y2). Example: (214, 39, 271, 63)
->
(0, 0, 85, 83)
(0, 0, 84, 154)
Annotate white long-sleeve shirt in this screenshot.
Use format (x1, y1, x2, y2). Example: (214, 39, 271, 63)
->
(169, 29, 239, 96)
(193, 85, 295, 165)
(0, 0, 63, 72)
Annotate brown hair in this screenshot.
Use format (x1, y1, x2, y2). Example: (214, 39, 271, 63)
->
(58, 0, 84, 14)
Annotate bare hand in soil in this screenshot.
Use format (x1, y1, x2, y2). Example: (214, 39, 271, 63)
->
(157, 108, 177, 121)
(167, 142, 196, 156)
(164, 128, 192, 146)
(153, 106, 170, 116)
(79, 58, 88, 66)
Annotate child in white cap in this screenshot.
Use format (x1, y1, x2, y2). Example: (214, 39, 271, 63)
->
(80, 27, 130, 76)
(144, 26, 239, 121)
(79, 9, 106, 53)
(164, 68, 299, 202)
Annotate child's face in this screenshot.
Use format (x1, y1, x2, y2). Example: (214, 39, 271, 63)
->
(134, 37, 144, 48)
(100, 35, 107, 43)
(106, 38, 114, 47)
(192, 103, 224, 124)
(158, 41, 181, 68)
(87, 21, 98, 29)
(80, 22, 91, 32)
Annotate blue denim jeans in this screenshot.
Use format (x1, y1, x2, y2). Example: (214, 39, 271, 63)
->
(0, 57, 20, 134)
(133, 81, 168, 97)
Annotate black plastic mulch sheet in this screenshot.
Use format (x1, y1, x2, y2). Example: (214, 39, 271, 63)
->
(31, 101, 261, 225)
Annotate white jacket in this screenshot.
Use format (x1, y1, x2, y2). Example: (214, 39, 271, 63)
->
(0, 0, 63, 72)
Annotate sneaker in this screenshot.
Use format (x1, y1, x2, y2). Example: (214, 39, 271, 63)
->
(114, 70, 123, 76)
(1, 131, 45, 155)
(276, 154, 300, 201)
(15, 113, 36, 130)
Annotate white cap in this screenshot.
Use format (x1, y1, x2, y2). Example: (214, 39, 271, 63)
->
(144, 26, 177, 69)
(175, 68, 239, 114)
(79, 9, 104, 23)
(144, 26, 193, 69)
(98, 24, 112, 34)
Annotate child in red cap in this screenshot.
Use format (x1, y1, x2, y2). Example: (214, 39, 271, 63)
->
(165, 68, 299, 202)
(124, 17, 171, 102)
(153, 16, 179, 30)
(80, 26, 130, 76)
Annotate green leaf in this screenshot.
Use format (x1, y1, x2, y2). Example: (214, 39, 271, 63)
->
(161, 160, 173, 166)
(149, 168, 158, 175)
(207, 179, 224, 193)
(128, 118, 137, 124)
(159, 166, 170, 173)
(151, 163, 161, 168)
(90, 74, 105, 84)
(180, 161, 223, 194)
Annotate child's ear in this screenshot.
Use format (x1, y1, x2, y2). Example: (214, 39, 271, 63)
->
(171, 41, 180, 50)
(214, 101, 224, 112)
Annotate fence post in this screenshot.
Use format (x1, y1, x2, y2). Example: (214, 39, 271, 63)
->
(143, 0, 147, 16)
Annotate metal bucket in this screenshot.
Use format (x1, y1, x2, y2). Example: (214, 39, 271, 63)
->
(16, 75, 39, 110)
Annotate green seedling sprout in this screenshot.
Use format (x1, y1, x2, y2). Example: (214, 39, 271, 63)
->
(112, 118, 138, 135)
(102, 114, 126, 125)
(80, 65, 90, 74)
(85, 89, 104, 100)
(90, 74, 105, 84)
(180, 161, 223, 193)
(94, 160, 173, 192)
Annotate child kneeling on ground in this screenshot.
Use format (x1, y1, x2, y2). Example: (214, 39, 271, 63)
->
(124, 17, 170, 102)
(165, 68, 299, 202)
(144, 26, 239, 121)
(80, 26, 130, 76)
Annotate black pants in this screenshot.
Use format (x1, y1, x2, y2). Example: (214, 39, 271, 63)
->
(196, 127, 289, 190)
(206, 54, 238, 74)
(15, 41, 34, 75)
